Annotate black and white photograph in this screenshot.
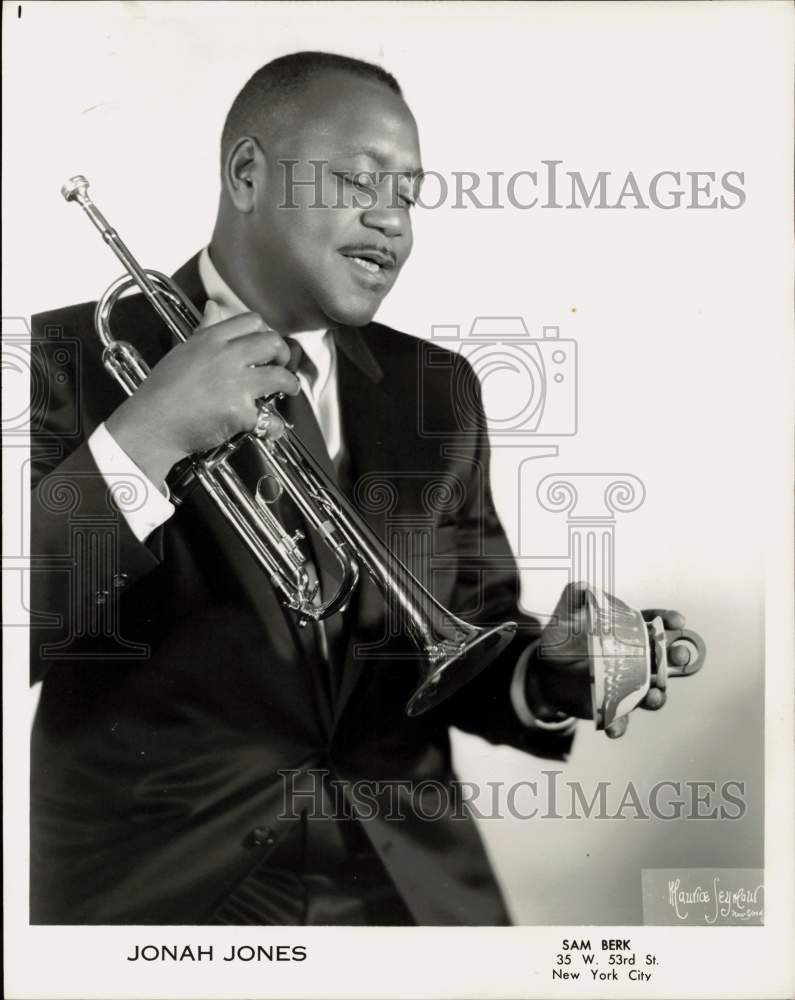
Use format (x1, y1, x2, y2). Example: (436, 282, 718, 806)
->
(3, 2, 793, 998)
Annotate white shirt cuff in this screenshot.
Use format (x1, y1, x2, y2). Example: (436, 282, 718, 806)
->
(87, 422, 175, 543)
(511, 644, 578, 732)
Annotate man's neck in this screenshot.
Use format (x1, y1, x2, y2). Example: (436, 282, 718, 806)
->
(207, 234, 273, 321)
(208, 232, 327, 335)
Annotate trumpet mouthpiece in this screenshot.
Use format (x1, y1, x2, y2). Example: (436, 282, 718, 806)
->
(61, 175, 89, 202)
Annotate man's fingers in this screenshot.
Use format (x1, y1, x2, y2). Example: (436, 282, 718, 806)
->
(641, 688, 667, 711)
(245, 364, 301, 398)
(285, 339, 303, 374)
(669, 644, 690, 668)
(196, 309, 276, 344)
(605, 716, 629, 739)
(553, 580, 590, 620)
(228, 329, 292, 367)
(642, 608, 686, 630)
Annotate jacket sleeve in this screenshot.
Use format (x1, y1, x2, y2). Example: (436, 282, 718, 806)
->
(29, 308, 165, 685)
(439, 357, 576, 760)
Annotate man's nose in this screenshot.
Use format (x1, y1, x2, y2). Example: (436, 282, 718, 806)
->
(360, 204, 405, 239)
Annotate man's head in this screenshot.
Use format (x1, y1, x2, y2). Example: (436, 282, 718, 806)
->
(212, 52, 422, 333)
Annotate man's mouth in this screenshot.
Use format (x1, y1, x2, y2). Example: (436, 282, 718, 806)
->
(349, 256, 381, 274)
(338, 245, 397, 283)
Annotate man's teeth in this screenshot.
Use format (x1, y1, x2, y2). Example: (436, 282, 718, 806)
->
(351, 256, 380, 273)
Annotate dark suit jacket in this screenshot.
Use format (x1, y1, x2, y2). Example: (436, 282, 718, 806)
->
(29, 254, 574, 925)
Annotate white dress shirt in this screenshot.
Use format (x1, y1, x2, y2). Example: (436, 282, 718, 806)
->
(86, 421, 176, 542)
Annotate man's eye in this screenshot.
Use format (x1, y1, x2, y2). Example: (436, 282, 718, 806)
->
(343, 173, 372, 190)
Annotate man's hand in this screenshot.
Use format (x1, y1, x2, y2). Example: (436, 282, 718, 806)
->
(526, 582, 690, 739)
(105, 301, 301, 488)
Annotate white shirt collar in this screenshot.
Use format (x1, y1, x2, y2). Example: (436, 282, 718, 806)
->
(197, 245, 249, 319)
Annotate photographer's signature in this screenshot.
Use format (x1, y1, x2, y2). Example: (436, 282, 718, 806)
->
(667, 876, 764, 923)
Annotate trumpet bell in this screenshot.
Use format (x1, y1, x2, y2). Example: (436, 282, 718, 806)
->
(406, 621, 518, 716)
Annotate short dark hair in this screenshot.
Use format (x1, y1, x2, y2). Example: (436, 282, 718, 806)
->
(221, 51, 402, 160)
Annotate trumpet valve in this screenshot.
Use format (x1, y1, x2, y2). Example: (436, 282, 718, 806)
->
(253, 408, 287, 441)
(278, 529, 305, 562)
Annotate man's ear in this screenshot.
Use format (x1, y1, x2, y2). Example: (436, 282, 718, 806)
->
(223, 136, 266, 212)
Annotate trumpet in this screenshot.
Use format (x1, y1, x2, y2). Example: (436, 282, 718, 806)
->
(61, 175, 518, 717)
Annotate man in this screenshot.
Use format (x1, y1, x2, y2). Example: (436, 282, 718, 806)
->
(30, 51, 675, 925)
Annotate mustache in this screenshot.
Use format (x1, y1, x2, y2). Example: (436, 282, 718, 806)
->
(337, 243, 398, 269)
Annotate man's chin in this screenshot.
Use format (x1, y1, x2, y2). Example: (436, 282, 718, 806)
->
(325, 296, 382, 329)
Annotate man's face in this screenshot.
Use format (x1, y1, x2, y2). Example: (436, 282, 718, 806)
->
(247, 72, 422, 331)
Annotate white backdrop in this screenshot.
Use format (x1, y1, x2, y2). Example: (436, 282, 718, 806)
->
(3, 0, 791, 964)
